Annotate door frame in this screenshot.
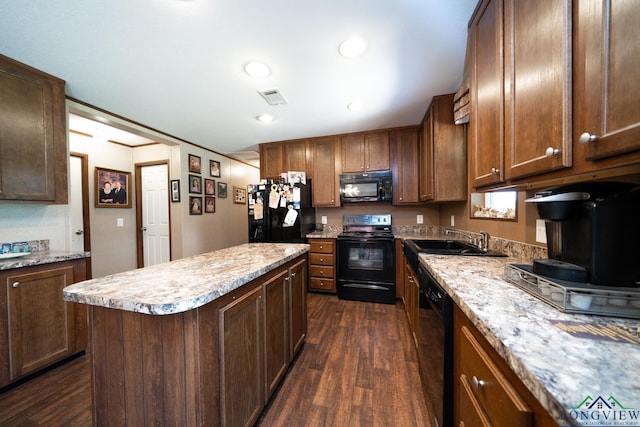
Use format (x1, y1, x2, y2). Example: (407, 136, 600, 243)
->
(70, 152, 92, 278)
(135, 160, 171, 268)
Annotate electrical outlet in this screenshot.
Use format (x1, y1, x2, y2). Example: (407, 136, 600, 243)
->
(416, 214, 423, 224)
(117, 218, 124, 227)
(321, 216, 327, 225)
(450, 215, 455, 227)
(536, 219, 547, 243)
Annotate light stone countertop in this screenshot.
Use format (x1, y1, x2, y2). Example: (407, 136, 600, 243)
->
(63, 243, 309, 315)
(0, 250, 90, 270)
(420, 253, 640, 427)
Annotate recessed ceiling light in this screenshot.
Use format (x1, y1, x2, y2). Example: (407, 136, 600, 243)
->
(347, 101, 363, 111)
(256, 114, 274, 123)
(244, 61, 271, 79)
(338, 38, 366, 58)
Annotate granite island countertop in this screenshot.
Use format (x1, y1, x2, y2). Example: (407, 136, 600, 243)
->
(0, 250, 90, 271)
(419, 253, 640, 427)
(63, 243, 309, 315)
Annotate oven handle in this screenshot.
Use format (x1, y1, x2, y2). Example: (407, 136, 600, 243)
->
(343, 283, 392, 291)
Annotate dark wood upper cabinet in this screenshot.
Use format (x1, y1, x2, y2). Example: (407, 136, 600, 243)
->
(342, 131, 390, 173)
(391, 127, 421, 205)
(503, 0, 572, 180)
(311, 136, 341, 207)
(574, 0, 640, 161)
(0, 54, 67, 203)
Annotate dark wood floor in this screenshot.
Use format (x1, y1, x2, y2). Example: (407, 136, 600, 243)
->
(0, 293, 430, 426)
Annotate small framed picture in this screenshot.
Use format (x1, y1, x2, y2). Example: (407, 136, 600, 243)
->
(189, 196, 203, 215)
(234, 186, 246, 204)
(188, 154, 201, 173)
(210, 160, 221, 177)
(95, 167, 131, 208)
(205, 196, 216, 213)
(170, 179, 180, 202)
(204, 178, 215, 195)
(189, 174, 202, 194)
(217, 182, 228, 198)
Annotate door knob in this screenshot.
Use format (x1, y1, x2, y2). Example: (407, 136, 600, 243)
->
(141, 227, 147, 232)
(75, 229, 84, 235)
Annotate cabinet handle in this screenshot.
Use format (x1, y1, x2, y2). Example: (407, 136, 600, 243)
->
(319, 258, 324, 262)
(320, 270, 324, 274)
(579, 132, 598, 145)
(319, 245, 323, 250)
(490, 167, 500, 174)
(291, 272, 296, 277)
(12, 281, 20, 288)
(545, 147, 559, 157)
(472, 376, 485, 389)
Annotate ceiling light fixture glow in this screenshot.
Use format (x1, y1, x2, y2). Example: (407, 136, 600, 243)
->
(244, 61, 271, 79)
(338, 37, 366, 58)
(347, 101, 363, 111)
(256, 114, 274, 123)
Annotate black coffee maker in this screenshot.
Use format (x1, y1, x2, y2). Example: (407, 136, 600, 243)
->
(526, 181, 640, 287)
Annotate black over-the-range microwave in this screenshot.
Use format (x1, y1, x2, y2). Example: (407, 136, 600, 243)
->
(339, 170, 393, 204)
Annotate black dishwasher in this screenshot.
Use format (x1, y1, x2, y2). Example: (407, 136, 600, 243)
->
(417, 263, 453, 427)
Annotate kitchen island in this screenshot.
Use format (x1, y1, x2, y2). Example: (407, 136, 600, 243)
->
(419, 253, 640, 427)
(63, 243, 309, 427)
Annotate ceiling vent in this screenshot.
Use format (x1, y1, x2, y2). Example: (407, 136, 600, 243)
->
(258, 88, 288, 106)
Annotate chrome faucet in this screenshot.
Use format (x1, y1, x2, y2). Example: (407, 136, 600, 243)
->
(445, 229, 490, 252)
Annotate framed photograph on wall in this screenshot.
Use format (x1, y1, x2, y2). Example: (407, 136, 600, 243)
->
(217, 182, 228, 198)
(210, 160, 221, 177)
(205, 196, 215, 213)
(204, 178, 215, 195)
(233, 186, 246, 204)
(188, 154, 201, 173)
(189, 174, 202, 194)
(189, 196, 203, 215)
(170, 179, 180, 202)
(95, 167, 131, 208)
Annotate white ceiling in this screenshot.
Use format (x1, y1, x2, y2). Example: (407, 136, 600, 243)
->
(1, 0, 476, 160)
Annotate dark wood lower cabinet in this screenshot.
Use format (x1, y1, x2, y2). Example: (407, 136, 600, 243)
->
(88, 255, 307, 427)
(0, 259, 88, 388)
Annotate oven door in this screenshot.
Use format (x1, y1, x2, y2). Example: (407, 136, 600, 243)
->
(336, 237, 395, 284)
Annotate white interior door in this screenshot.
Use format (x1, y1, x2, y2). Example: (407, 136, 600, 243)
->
(69, 156, 85, 252)
(141, 164, 170, 266)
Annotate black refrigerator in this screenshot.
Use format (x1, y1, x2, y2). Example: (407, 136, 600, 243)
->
(248, 180, 316, 243)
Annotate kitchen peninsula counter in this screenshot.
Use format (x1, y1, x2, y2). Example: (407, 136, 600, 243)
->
(419, 253, 640, 426)
(62, 243, 309, 426)
(63, 243, 308, 314)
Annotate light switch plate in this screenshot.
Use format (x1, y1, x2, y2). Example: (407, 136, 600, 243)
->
(416, 214, 423, 224)
(536, 219, 546, 243)
(117, 218, 124, 227)
(321, 216, 327, 225)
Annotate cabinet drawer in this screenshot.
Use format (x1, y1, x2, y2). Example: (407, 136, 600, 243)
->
(309, 277, 335, 292)
(459, 326, 532, 427)
(309, 265, 334, 278)
(309, 253, 334, 266)
(458, 374, 492, 427)
(309, 240, 334, 254)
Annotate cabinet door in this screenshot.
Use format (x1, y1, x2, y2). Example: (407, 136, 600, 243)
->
(341, 133, 365, 172)
(6, 265, 77, 380)
(504, 0, 572, 180)
(0, 54, 67, 203)
(469, 0, 505, 188)
(432, 94, 467, 201)
(219, 285, 264, 427)
(259, 143, 284, 179)
(575, 0, 640, 161)
(365, 132, 390, 171)
(312, 137, 340, 207)
(289, 259, 307, 357)
(419, 109, 434, 201)
(391, 128, 420, 205)
(284, 140, 309, 174)
(263, 270, 289, 400)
